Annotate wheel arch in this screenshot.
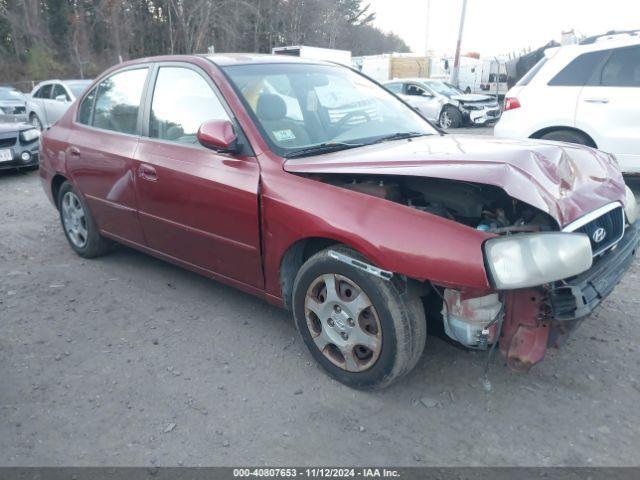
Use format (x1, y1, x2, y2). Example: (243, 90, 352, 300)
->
(279, 236, 351, 310)
(51, 173, 68, 209)
(530, 126, 598, 148)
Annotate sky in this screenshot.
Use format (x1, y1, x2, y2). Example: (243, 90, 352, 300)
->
(366, 0, 640, 58)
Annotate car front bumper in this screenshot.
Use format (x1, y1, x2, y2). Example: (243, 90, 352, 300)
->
(549, 221, 639, 321)
(0, 142, 39, 170)
(462, 107, 502, 126)
(499, 221, 639, 371)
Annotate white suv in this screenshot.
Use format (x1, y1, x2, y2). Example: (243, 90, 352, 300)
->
(495, 33, 640, 173)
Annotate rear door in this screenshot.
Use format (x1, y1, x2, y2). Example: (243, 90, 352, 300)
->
(66, 66, 150, 245)
(133, 63, 263, 287)
(576, 44, 640, 171)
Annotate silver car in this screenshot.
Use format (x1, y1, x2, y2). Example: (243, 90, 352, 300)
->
(384, 78, 501, 129)
(26, 79, 92, 130)
(0, 87, 27, 120)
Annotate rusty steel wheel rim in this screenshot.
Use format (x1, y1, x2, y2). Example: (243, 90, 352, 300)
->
(304, 273, 382, 372)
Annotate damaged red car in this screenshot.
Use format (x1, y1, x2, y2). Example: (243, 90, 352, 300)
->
(39, 55, 640, 389)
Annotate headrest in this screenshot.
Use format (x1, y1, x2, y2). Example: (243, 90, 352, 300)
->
(257, 93, 287, 121)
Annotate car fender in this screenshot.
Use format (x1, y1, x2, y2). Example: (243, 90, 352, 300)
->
(260, 169, 493, 300)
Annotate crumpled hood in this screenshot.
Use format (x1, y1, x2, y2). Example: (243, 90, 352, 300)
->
(284, 135, 626, 227)
(450, 94, 496, 103)
(0, 122, 32, 134)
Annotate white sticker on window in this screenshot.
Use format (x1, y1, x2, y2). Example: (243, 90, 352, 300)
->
(273, 129, 296, 142)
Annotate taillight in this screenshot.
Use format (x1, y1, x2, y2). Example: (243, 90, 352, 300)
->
(504, 97, 521, 111)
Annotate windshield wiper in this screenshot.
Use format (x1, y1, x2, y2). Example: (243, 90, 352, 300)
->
(284, 142, 366, 159)
(371, 132, 429, 144)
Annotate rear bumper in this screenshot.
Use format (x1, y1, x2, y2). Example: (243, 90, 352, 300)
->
(549, 221, 639, 321)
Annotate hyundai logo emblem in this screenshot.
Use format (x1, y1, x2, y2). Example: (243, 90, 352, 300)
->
(592, 227, 607, 243)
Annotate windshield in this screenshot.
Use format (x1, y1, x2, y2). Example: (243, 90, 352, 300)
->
(423, 81, 462, 97)
(0, 88, 25, 101)
(67, 81, 91, 98)
(223, 63, 437, 157)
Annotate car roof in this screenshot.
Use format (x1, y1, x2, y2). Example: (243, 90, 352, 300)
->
(205, 53, 335, 67)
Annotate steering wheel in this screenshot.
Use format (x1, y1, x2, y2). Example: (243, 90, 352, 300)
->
(329, 110, 371, 137)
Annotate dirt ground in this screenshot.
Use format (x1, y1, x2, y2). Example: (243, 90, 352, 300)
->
(1, 164, 640, 467)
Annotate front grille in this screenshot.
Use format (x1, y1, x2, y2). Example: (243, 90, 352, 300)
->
(0, 137, 16, 148)
(567, 205, 625, 256)
(14, 106, 25, 114)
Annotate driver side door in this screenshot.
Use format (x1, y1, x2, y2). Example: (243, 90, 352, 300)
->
(404, 83, 440, 121)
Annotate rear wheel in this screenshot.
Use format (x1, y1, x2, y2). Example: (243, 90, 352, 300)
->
(539, 129, 593, 147)
(58, 181, 112, 258)
(292, 247, 426, 389)
(439, 106, 462, 129)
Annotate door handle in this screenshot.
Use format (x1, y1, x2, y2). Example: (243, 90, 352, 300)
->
(584, 98, 609, 104)
(69, 146, 81, 157)
(138, 164, 158, 182)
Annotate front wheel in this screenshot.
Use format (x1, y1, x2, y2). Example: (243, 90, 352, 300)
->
(439, 106, 462, 129)
(292, 247, 426, 389)
(30, 113, 43, 131)
(58, 181, 112, 258)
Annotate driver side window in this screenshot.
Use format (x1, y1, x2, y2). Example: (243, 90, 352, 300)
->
(150, 66, 230, 143)
(406, 84, 427, 96)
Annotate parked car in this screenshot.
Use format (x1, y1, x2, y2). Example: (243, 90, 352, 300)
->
(27, 79, 92, 130)
(39, 54, 639, 389)
(495, 33, 640, 174)
(384, 78, 501, 128)
(0, 121, 40, 171)
(0, 86, 27, 119)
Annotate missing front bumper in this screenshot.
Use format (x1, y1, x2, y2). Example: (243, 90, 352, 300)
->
(549, 221, 639, 321)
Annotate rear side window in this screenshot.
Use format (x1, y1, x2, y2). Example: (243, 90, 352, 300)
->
(149, 67, 230, 143)
(548, 51, 608, 86)
(600, 45, 640, 87)
(92, 68, 148, 134)
(77, 87, 97, 125)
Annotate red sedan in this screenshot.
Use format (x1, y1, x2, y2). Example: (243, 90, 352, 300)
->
(39, 54, 639, 389)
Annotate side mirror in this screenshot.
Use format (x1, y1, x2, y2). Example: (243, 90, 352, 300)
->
(55, 94, 68, 102)
(197, 119, 240, 154)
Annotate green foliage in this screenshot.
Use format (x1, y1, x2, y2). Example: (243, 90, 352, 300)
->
(26, 47, 63, 80)
(0, 0, 411, 81)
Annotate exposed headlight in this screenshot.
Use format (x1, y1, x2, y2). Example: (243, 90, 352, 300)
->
(484, 233, 593, 289)
(624, 185, 638, 224)
(20, 128, 40, 143)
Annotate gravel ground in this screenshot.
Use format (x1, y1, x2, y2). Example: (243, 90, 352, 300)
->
(1, 166, 639, 467)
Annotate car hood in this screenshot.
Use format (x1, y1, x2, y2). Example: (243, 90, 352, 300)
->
(283, 135, 626, 227)
(0, 122, 32, 134)
(450, 93, 496, 103)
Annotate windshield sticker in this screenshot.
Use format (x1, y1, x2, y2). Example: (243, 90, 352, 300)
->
(273, 129, 296, 142)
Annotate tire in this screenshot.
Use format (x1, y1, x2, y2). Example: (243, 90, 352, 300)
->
(439, 106, 462, 129)
(539, 129, 592, 147)
(292, 246, 426, 389)
(57, 181, 112, 258)
(30, 113, 43, 131)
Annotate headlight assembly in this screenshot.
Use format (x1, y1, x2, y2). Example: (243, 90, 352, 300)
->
(20, 128, 40, 143)
(484, 232, 593, 289)
(624, 185, 638, 224)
